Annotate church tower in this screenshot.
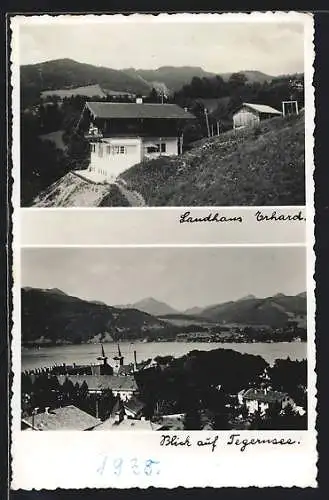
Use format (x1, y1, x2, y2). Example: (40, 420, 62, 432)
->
(93, 343, 113, 375)
(113, 344, 124, 375)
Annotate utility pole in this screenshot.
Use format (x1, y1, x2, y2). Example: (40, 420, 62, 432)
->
(32, 407, 39, 430)
(204, 108, 211, 138)
(216, 121, 220, 136)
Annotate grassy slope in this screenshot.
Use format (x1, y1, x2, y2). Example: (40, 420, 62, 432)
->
(121, 114, 305, 206)
(199, 294, 307, 327)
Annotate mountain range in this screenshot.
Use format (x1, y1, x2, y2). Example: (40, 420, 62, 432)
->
(115, 297, 179, 316)
(196, 293, 306, 326)
(20, 58, 275, 100)
(21, 288, 307, 346)
(117, 293, 306, 327)
(21, 287, 168, 345)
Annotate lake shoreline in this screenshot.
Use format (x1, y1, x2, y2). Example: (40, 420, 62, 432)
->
(22, 339, 307, 349)
(21, 340, 307, 372)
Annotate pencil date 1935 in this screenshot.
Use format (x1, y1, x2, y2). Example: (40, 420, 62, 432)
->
(97, 456, 161, 477)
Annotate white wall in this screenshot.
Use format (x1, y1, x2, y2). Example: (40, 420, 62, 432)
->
(112, 390, 136, 401)
(143, 137, 178, 160)
(89, 138, 143, 180)
(233, 107, 260, 129)
(88, 136, 179, 181)
(245, 399, 270, 415)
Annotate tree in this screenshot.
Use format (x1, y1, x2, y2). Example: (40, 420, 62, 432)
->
(146, 88, 159, 103)
(228, 72, 248, 89)
(61, 377, 75, 402)
(80, 380, 89, 399)
(184, 408, 202, 430)
(249, 409, 263, 429)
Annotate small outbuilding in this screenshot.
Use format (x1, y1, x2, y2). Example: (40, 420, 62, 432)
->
(233, 102, 282, 129)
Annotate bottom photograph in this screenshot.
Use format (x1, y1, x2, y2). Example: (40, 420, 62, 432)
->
(20, 246, 307, 432)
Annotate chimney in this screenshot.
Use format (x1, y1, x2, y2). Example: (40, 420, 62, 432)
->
(136, 96, 143, 104)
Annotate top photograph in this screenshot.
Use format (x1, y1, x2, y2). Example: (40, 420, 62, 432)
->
(14, 14, 312, 208)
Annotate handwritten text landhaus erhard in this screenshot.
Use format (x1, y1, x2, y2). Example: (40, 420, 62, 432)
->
(179, 210, 305, 224)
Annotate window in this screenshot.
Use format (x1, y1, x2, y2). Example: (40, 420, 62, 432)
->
(147, 144, 160, 154)
(120, 146, 126, 154)
(90, 143, 96, 153)
(161, 143, 166, 153)
(112, 146, 120, 155)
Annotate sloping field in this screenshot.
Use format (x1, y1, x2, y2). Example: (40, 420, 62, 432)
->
(41, 84, 107, 99)
(32, 172, 129, 207)
(39, 130, 66, 151)
(120, 114, 305, 206)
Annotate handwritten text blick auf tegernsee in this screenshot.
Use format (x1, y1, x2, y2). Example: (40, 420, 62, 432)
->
(160, 433, 300, 452)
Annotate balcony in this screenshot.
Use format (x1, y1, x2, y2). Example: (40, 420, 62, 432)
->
(85, 126, 103, 141)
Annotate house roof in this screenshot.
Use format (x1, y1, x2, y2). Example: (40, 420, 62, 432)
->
(85, 101, 195, 120)
(57, 374, 138, 392)
(23, 405, 100, 431)
(117, 364, 134, 376)
(124, 396, 146, 415)
(241, 103, 282, 115)
(93, 417, 161, 431)
(242, 388, 288, 404)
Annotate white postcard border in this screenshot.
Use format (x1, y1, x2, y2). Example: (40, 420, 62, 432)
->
(10, 11, 316, 489)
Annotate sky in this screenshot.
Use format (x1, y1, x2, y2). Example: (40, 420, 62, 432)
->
(18, 18, 304, 75)
(21, 247, 306, 311)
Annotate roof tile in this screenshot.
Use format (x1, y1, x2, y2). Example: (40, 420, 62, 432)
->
(24, 405, 100, 431)
(86, 102, 195, 120)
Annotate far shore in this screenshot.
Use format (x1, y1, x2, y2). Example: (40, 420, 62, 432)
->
(22, 338, 307, 349)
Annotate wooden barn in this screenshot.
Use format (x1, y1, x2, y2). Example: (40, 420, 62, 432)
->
(232, 102, 282, 130)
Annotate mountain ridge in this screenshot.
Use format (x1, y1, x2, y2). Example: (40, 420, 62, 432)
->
(21, 287, 170, 345)
(115, 297, 179, 316)
(21, 287, 307, 346)
(21, 58, 276, 100)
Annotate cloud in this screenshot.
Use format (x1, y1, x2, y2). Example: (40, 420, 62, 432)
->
(18, 19, 304, 75)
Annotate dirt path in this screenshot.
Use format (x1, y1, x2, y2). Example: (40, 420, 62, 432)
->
(114, 181, 146, 207)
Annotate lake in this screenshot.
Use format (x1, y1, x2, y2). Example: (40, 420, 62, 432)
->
(21, 341, 307, 372)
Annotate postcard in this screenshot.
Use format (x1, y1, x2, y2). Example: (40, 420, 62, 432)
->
(10, 11, 316, 489)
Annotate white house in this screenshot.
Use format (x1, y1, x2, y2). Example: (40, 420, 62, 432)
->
(238, 387, 294, 416)
(232, 103, 282, 130)
(78, 100, 195, 181)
